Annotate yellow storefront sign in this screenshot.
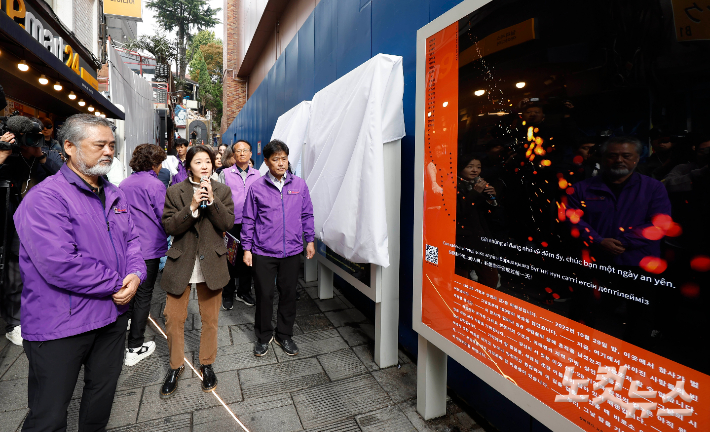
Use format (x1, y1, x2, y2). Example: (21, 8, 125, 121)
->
(103, 0, 142, 20)
(81, 68, 99, 90)
(671, 0, 710, 41)
(460, 18, 536, 67)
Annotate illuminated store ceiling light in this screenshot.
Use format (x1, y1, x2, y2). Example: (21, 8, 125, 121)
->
(38, 74, 49, 85)
(474, 89, 485, 96)
(516, 82, 526, 88)
(68, 91, 77, 100)
(100, 113, 106, 118)
(78, 99, 86, 106)
(18, 60, 29, 72)
(53, 81, 62, 91)
(88, 105, 95, 112)
(94, 111, 101, 116)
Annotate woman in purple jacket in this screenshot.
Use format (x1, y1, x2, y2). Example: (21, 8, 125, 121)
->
(242, 140, 316, 357)
(119, 144, 168, 366)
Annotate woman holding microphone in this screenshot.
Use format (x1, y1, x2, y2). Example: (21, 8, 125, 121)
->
(160, 145, 234, 398)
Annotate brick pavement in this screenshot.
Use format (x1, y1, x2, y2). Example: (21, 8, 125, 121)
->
(0, 270, 483, 431)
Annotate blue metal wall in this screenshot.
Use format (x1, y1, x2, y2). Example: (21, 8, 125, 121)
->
(223, 1, 551, 430)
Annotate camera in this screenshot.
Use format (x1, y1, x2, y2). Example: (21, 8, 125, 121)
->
(0, 113, 44, 151)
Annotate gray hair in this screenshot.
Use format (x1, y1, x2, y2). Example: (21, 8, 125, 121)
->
(600, 136, 644, 156)
(58, 114, 115, 148)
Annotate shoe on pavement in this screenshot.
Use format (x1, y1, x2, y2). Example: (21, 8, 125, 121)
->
(124, 341, 156, 366)
(274, 335, 299, 356)
(160, 365, 185, 398)
(200, 364, 218, 392)
(254, 336, 273, 357)
(222, 296, 234, 311)
(5, 326, 22, 346)
(236, 292, 255, 306)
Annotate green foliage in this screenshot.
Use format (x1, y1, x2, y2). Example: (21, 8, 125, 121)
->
(188, 45, 223, 132)
(145, 0, 221, 86)
(123, 33, 176, 65)
(189, 30, 221, 55)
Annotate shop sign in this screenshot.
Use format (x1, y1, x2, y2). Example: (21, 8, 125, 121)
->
(3, 0, 99, 90)
(103, 0, 142, 21)
(671, 0, 710, 41)
(174, 105, 187, 127)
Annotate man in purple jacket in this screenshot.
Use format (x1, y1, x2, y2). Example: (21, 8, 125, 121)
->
(567, 136, 672, 267)
(242, 140, 315, 357)
(220, 139, 260, 310)
(170, 138, 189, 185)
(14, 114, 146, 431)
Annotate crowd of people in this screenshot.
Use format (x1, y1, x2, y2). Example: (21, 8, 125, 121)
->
(453, 101, 710, 286)
(0, 113, 315, 430)
(450, 99, 709, 371)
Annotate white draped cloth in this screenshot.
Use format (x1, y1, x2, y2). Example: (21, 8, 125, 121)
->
(260, 101, 312, 178)
(302, 54, 405, 267)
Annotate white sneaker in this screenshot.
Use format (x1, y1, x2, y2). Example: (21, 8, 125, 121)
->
(127, 318, 132, 331)
(5, 326, 22, 346)
(124, 341, 156, 366)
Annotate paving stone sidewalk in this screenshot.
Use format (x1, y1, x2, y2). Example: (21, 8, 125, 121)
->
(0, 269, 482, 432)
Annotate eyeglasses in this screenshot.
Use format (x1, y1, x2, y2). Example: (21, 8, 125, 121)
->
(44, 125, 53, 130)
(234, 149, 251, 154)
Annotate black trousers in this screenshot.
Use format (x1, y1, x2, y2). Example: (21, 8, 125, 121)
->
(127, 258, 160, 348)
(22, 313, 128, 432)
(1, 254, 22, 332)
(223, 224, 253, 299)
(252, 253, 300, 344)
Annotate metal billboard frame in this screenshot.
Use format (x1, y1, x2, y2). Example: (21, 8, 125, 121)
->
(412, 1, 580, 430)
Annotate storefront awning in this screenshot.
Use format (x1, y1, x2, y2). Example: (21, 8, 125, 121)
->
(0, 13, 125, 120)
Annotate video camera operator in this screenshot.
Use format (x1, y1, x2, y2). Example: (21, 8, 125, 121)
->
(0, 114, 62, 345)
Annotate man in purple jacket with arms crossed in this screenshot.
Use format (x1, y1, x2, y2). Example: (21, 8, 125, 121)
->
(14, 114, 146, 431)
(242, 140, 315, 357)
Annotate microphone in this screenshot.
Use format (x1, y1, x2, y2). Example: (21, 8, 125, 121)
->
(199, 176, 208, 209)
(474, 176, 496, 201)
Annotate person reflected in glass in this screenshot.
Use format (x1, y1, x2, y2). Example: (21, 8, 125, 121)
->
(455, 154, 500, 288)
(567, 137, 671, 266)
(638, 128, 681, 180)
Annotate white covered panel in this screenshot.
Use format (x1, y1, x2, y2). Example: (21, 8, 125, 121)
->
(303, 54, 405, 267)
(260, 100, 311, 177)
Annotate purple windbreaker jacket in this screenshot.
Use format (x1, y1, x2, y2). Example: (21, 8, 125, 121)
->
(119, 170, 168, 259)
(241, 173, 315, 258)
(223, 166, 261, 224)
(567, 172, 671, 266)
(14, 164, 147, 341)
(171, 159, 188, 185)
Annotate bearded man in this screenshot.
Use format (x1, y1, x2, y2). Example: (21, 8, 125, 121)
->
(14, 114, 146, 431)
(567, 136, 671, 266)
